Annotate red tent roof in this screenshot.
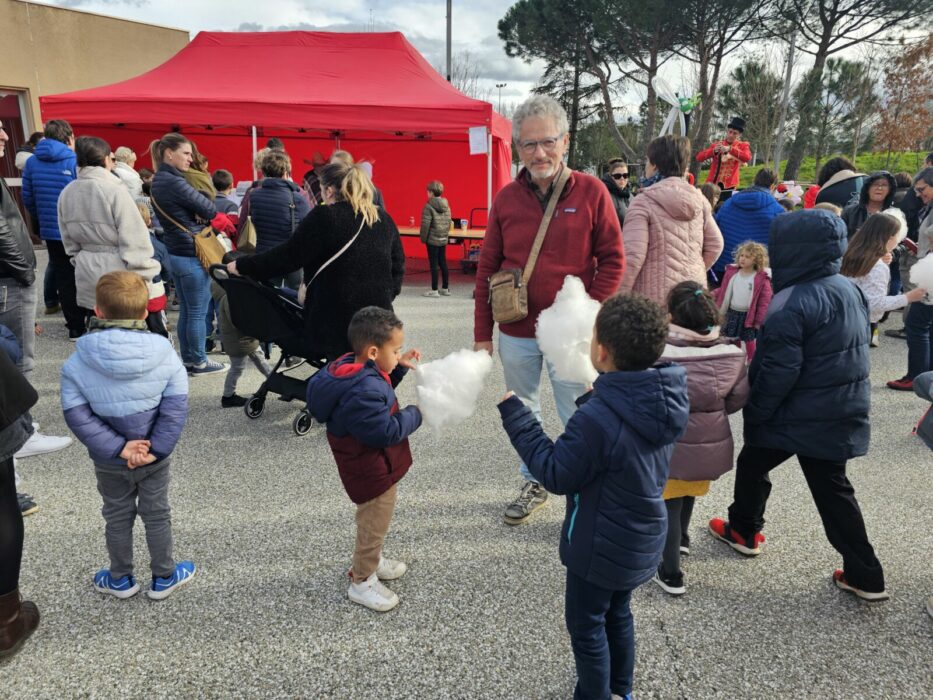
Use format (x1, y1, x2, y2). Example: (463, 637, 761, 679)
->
(40, 31, 512, 138)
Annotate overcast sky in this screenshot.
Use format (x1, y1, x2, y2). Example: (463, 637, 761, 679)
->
(40, 0, 545, 109)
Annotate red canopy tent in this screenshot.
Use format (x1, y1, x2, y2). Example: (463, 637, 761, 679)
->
(40, 31, 512, 256)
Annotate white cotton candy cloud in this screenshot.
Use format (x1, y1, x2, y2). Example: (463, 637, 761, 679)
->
(536, 276, 601, 385)
(910, 255, 933, 301)
(415, 349, 493, 432)
(882, 208, 908, 243)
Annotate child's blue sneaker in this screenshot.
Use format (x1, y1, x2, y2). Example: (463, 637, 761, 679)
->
(93, 570, 140, 599)
(146, 560, 196, 600)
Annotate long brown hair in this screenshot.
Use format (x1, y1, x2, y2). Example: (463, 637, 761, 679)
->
(321, 162, 379, 227)
(841, 213, 900, 278)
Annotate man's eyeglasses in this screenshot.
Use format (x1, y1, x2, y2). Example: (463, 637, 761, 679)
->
(611, 173, 629, 180)
(518, 136, 563, 154)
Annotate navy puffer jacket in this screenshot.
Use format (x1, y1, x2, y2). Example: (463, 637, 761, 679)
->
(150, 163, 217, 257)
(744, 209, 870, 460)
(21, 138, 76, 241)
(499, 364, 689, 591)
(249, 178, 311, 253)
(712, 186, 786, 273)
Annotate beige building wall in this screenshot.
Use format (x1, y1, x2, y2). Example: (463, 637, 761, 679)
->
(0, 0, 189, 132)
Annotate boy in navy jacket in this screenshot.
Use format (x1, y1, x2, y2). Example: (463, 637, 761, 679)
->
(307, 306, 422, 612)
(498, 293, 689, 700)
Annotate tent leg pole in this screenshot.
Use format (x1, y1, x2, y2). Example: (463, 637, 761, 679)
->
(251, 126, 258, 180)
(486, 130, 492, 214)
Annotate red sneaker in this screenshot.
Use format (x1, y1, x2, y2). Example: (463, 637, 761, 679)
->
(832, 570, 889, 602)
(886, 375, 914, 391)
(708, 517, 765, 556)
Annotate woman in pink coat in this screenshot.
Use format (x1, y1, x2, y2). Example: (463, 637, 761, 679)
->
(620, 135, 724, 304)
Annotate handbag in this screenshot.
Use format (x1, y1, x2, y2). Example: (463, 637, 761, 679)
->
(151, 194, 226, 271)
(489, 166, 571, 324)
(237, 216, 257, 252)
(297, 217, 366, 306)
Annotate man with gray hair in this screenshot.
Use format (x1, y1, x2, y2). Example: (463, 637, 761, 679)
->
(474, 95, 624, 524)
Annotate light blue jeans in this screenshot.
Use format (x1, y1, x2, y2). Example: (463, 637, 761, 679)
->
(498, 332, 587, 483)
(169, 254, 210, 366)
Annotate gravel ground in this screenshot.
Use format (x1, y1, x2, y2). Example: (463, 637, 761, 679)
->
(2, 253, 931, 698)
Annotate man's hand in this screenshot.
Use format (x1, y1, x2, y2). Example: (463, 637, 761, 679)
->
(474, 341, 493, 356)
(399, 348, 422, 369)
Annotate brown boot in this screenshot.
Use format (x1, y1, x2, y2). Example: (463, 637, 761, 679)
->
(0, 588, 40, 659)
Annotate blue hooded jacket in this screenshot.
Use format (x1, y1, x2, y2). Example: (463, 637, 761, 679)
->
(713, 186, 785, 272)
(61, 326, 188, 466)
(499, 364, 689, 591)
(744, 209, 870, 460)
(21, 138, 76, 241)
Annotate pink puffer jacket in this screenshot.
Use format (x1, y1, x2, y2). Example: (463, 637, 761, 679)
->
(661, 326, 749, 481)
(619, 177, 724, 304)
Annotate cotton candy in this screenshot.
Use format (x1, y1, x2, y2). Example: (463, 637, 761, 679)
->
(882, 208, 908, 243)
(415, 349, 493, 432)
(536, 275, 600, 385)
(910, 254, 933, 301)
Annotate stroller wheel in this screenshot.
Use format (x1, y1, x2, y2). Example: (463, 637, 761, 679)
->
(293, 410, 314, 436)
(245, 395, 265, 419)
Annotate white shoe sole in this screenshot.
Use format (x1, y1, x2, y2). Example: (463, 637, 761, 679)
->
(652, 574, 686, 596)
(708, 524, 761, 556)
(187, 367, 229, 377)
(146, 568, 196, 600)
(348, 588, 399, 612)
(833, 574, 889, 602)
(95, 581, 140, 599)
(503, 497, 549, 526)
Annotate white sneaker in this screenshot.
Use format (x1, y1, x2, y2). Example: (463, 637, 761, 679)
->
(439, 288, 451, 296)
(347, 573, 399, 612)
(422, 290, 440, 297)
(15, 432, 73, 458)
(376, 556, 407, 581)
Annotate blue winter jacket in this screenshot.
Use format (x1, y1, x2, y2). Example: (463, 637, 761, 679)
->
(150, 163, 217, 258)
(61, 326, 188, 466)
(744, 209, 870, 460)
(713, 186, 785, 273)
(21, 138, 76, 241)
(499, 364, 689, 591)
(249, 179, 311, 254)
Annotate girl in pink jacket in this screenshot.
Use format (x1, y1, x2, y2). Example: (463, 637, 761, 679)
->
(655, 282, 749, 596)
(714, 241, 773, 362)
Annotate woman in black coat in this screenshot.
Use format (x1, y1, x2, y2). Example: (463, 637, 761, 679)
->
(599, 158, 631, 226)
(230, 162, 404, 360)
(0, 346, 40, 658)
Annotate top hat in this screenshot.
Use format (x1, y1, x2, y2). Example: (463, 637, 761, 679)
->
(727, 117, 746, 133)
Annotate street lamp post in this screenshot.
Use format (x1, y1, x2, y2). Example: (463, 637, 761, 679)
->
(495, 83, 507, 113)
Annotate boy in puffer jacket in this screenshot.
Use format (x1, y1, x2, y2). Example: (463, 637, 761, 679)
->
(61, 271, 194, 601)
(306, 306, 422, 613)
(497, 293, 689, 700)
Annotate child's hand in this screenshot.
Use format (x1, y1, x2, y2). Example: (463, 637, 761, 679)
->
(906, 287, 927, 303)
(120, 440, 151, 461)
(882, 252, 893, 265)
(399, 348, 422, 368)
(499, 391, 515, 403)
(127, 452, 157, 469)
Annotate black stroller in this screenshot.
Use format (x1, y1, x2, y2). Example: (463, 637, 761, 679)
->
(209, 265, 326, 436)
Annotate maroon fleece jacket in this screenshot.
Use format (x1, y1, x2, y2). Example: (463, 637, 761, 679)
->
(474, 168, 624, 342)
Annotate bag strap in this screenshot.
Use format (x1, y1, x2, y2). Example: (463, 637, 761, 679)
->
(151, 193, 194, 237)
(307, 217, 366, 286)
(522, 165, 571, 286)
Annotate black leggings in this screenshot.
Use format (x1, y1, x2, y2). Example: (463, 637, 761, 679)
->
(0, 457, 23, 594)
(426, 244, 449, 291)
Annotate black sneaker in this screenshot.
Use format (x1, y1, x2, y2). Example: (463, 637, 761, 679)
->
(503, 481, 549, 525)
(652, 569, 685, 596)
(884, 328, 907, 339)
(17, 492, 38, 517)
(221, 393, 248, 408)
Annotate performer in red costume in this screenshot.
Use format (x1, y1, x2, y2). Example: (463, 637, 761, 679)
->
(696, 117, 752, 191)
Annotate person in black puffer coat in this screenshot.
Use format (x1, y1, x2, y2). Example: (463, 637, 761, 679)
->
(842, 170, 896, 238)
(231, 161, 404, 361)
(247, 150, 311, 289)
(709, 209, 887, 602)
(599, 158, 631, 227)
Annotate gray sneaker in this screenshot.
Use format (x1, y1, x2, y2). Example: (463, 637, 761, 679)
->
(503, 481, 549, 525)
